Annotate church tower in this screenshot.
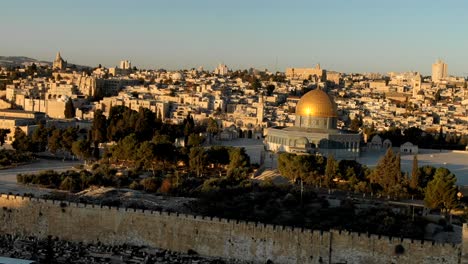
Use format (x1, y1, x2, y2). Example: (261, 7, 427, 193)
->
(257, 95, 264, 125)
(53, 52, 67, 70)
(412, 73, 422, 98)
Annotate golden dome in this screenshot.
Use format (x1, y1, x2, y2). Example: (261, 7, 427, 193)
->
(295, 89, 337, 117)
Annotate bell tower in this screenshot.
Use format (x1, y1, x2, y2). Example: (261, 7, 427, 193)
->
(257, 95, 264, 125)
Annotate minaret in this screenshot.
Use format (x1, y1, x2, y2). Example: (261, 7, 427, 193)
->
(412, 73, 422, 98)
(55, 52, 62, 61)
(257, 95, 264, 125)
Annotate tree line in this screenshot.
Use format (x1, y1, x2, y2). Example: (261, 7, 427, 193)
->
(15, 105, 254, 197)
(278, 148, 459, 216)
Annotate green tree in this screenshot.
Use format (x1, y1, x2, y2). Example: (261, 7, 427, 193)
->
(137, 141, 156, 175)
(403, 127, 425, 147)
(265, 84, 275, 96)
(206, 146, 230, 176)
(0, 129, 10, 146)
(206, 118, 219, 139)
(71, 140, 91, 160)
(61, 127, 78, 153)
(434, 89, 442, 102)
(64, 98, 76, 118)
(60, 176, 80, 192)
(424, 167, 457, 217)
(12, 127, 32, 152)
(189, 147, 207, 177)
(92, 109, 107, 143)
(31, 125, 47, 152)
(152, 133, 172, 144)
(369, 148, 405, 197)
(183, 114, 195, 144)
(410, 155, 420, 190)
(277, 153, 326, 184)
(349, 116, 362, 132)
(324, 155, 337, 188)
(337, 160, 366, 181)
(114, 134, 139, 161)
(418, 165, 436, 188)
(437, 126, 445, 146)
(250, 78, 262, 92)
(187, 133, 205, 147)
(47, 128, 62, 154)
(135, 107, 156, 141)
(140, 177, 159, 192)
(107, 106, 138, 142)
(153, 142, 175, 170)
(227, 147, 250, 180)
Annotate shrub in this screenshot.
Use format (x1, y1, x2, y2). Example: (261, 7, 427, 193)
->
(160, 179, 172, 194)
(140, 177, 159, 193)
(59, 176, 79, 192)
(16, 174, 24, 184)
(0, 158, 11, 166)
(129, 180, 141, 190)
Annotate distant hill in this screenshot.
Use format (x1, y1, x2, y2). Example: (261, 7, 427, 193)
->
(0, 56, 89, 69)
(0, 56, 51, 67)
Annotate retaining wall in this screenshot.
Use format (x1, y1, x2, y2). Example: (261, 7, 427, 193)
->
(0, 194, 462, 264)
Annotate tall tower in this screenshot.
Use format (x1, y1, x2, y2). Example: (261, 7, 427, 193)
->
(432, 59, 448, 83)
(412, 73, 422, 98)
(257, 95, 264, 125)
(53, 52, 67, 70)
(119, 60, 131, 70)
(214, 64, 229, 75)
(464, 82, 468, 100)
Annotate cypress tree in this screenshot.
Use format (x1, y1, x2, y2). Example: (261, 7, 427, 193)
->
(324, 155, 337, 188)
(370, 148, 406, 197)
(424, 168, 457, 217)
(410, 155, 420, 190)
(64, 98, 75, 118)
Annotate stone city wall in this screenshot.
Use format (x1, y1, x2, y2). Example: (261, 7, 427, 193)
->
(0, 194, 462, 264)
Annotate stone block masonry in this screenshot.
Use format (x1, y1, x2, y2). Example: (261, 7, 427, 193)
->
(0, 194, 463, 264)
(0, 234, 245, 263)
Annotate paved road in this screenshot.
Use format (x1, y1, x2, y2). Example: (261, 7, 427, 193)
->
(0, 159, 83, 195)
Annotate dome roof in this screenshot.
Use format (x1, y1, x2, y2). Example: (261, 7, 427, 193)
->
(171, 72, 184, 80)
(295, 89, 337, 117)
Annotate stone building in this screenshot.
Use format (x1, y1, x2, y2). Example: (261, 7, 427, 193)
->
(285, 64, 326, 81)
(432, 59, 448, 83)
(400, 142, 418, 154)
(214, 64, 229, 75)
(412, 73, 422, 97)
(369, 135, 383, 149)
(0, 109, 46, 143)
(119, 60, 131, 70)
(265, 88, 360, 159)
(52, 52, 67, 71)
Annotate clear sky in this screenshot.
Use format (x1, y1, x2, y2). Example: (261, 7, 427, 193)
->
(1, 0, 467, 75)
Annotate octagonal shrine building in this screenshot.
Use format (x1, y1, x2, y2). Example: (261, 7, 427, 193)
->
(265, 88, 360, 159)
